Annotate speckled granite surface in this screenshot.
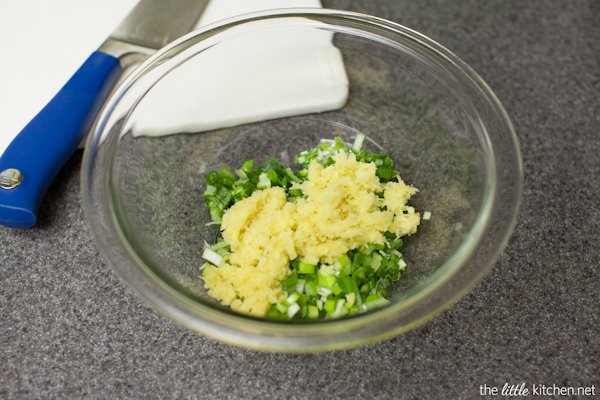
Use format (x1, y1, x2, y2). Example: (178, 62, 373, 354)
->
(1, 1, 599, 399)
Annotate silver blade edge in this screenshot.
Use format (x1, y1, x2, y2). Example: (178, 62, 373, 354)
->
(100, 0, 209, 58)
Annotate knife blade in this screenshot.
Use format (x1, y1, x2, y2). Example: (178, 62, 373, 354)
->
(0, 0, 209, 229)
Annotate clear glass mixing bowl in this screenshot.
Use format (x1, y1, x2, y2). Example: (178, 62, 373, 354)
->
(82, 9, 522, 352)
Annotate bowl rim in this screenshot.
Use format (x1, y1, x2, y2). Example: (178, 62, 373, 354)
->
(82, 8, 523, 352)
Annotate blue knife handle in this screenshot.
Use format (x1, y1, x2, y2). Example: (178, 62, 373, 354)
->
(0, 51, 122, 229)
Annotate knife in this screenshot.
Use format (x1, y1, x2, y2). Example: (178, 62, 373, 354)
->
(0, 0, 209, 229)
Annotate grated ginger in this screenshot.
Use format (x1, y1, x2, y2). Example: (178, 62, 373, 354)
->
(202, 151, 420, 316)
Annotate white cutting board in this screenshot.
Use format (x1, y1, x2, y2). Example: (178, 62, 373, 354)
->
(0, 0, 328, 156)
(0, 0, 139, 156)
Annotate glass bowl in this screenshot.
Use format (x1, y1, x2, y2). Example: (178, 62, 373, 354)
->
(82, 9, 522, 352)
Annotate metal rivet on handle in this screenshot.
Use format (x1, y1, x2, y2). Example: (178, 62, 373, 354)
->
(0, 168, 23, 189)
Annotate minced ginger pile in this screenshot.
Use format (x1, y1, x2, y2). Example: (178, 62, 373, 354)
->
(202, 151, 420, 316)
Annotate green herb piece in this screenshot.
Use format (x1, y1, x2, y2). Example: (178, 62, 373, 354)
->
(298, 262, 316, 274)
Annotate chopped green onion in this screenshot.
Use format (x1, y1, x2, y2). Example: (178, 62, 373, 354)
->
(307, 305, 319, 319)
(203, 185, 217, 196)
(318, 275, 336, 288)
(287, 303, 300, 318)
(202, 248, 223, 266)
(282, 273, 298, 288)
(220, 167, 236, 186)
(331, 299, 348, 318)
(284, 292, 300, 306)
(325, 299, 336, 314)
(376, 166, 393, 180)
(318, 264, 334, 277)
(365, 293, 379, 304)
(304, 281, 318, 296)
(365, 297, 390, 310)
(345, 292, 356, 307)
(285, 167, 303, 184)
(398, 259, 407, 270)
(300, 306, 307, 318)
(257, 172, 271, 189)
(332, 284, 343, 296)
(241, 159, 254, 174)
(338, 254, 351, 267)
(235, 169, 248, 180)
(298, 262, 316, 274)
(296, 279, 306, 294)
(209, 207, 223, 222)
(289, 189, 303, 197)
(352, 133, 366, 152)
(370, 252, 383, 272)
(205, 171, 220, 186)
(360, 282, 370, 294)
(266, 170, 279, 185)
(276, 303, 288, 313)
(211, 241, 230, 251)
(390, 249, 403, 259)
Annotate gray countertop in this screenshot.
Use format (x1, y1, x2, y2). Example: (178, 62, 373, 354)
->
(2, 1, 599, 399)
